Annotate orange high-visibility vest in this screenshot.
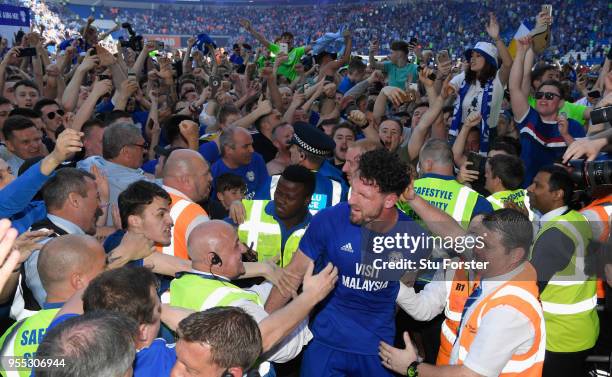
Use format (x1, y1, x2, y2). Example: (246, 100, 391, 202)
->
(437, 266, 475, 365)
(580, 195, 612, 299)
(155, 187, 209, 260)
(455, 263, 545, 376)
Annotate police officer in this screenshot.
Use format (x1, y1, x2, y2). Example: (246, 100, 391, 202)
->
(527, 165, 598, 377)
(0, 235, 106, 377)
(398, 139, 493, 229)
(232, 165, 315, 267)
(484, 154, 534, 220)
(256, 122, 348, 214)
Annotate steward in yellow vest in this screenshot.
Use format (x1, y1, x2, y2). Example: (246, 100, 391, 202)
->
(0, 235, 107, 377)
(231, 165, 315, 267)
(397, 139, 493, 229)
(527, 166, 598, 377)
(165, 220, 338, 365)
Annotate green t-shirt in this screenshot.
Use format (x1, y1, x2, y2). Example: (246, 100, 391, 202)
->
(268, 43, 306, 82)
(528, 95, 587, 125)
(383, 61, 418, 88)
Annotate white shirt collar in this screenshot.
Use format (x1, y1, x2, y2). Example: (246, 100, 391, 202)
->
(539, 206, 568, 224)
(47, 214, 85, 235)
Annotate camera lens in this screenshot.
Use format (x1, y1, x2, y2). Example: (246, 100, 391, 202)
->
(586, 160, 612, 187)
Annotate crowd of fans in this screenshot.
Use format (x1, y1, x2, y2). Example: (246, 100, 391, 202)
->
(0, 1, 610, 377)
(85, 0, 611, 59)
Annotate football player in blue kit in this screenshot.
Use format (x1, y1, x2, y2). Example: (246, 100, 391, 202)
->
(265, 148, 430, 377)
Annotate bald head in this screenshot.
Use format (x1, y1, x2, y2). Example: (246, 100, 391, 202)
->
(187, 220, 246, 278)
(162, 149, 208, 178)
(162, 149, 212, 202)
(187, 220, 234, 263)
(38, 235, 106, 298)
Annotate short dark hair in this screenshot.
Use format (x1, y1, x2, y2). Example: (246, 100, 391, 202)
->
(118, 180, 171, 230)
(217, 103, 240, 126)
(0, 96, 11, 106)
(348, 58, 366, 74)
(490, 138, 520, 156)
(358, 149, 410, 195)
(390, 40, 409, 55)
(33, 98, 59, 114)
(42, 168, 96, 211)
(13, 79, 39, 94)
(83, 267, 159, 325)
(332, 123, 357, 139)
(216, 173, 246, 194)
(104, 110, 132, 127)
(9, 107, 42, 119)
(531, 63, 558, 85)
(539, 165, 574, 205)
(488, 154, 525, 190)
(481, 208, 533, 262)
(82, 119, 106, 139)
(162, 115, 192, 144)
(280, 31, 294, 40)
(281, 164, 316, 198)
(36, 311, 138, 377)
(177, 307, 262, 371)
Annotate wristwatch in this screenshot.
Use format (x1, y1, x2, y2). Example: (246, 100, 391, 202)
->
(406, 361, 420, 377)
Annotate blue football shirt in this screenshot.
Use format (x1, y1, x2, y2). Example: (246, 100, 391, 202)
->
(299, 202, 430, 355)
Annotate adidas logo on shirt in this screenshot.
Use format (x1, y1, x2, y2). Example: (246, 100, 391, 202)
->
(340, 243, 354, 253)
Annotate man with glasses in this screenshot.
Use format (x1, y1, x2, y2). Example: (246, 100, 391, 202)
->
(509, 37, 586, 187)
(78, 123, 153, 227)
(34, 99, 65, 149)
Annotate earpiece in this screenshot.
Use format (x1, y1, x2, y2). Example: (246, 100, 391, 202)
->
(211, 252, 223, 267)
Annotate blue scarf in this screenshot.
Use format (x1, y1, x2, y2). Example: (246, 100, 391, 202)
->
(449, 77, 495, 154)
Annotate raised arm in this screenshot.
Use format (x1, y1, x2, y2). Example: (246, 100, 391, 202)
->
(509, 37, 531, 121)
(240, 19, 272, 49)
(183, 37, 196, 75)
(368, 40, 383, 71)
(486, 13, 513, 85)
(70, 79, 113, 131)
(407, 69, 447, 161)
(451, 113, 481, 166)
(62, 51, 99, 112)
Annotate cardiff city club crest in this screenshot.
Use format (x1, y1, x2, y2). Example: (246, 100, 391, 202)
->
(246, 171, 255, 182)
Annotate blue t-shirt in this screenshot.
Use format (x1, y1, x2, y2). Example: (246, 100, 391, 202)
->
(45, 314, 175, 377)
(516, 108, 585, 187)
(211, 153, 269, 200)
(337, 76, 356, 94)
(133, 338, 176, 377)
(198, 141, 221, 165)
(299, 203, 430, 355)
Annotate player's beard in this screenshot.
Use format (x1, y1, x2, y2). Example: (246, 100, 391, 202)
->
(349, 203, 384, 226)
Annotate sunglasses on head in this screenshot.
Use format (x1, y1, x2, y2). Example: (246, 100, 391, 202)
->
(46, 109, 65, 120)
(534, 91, 561, 100)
